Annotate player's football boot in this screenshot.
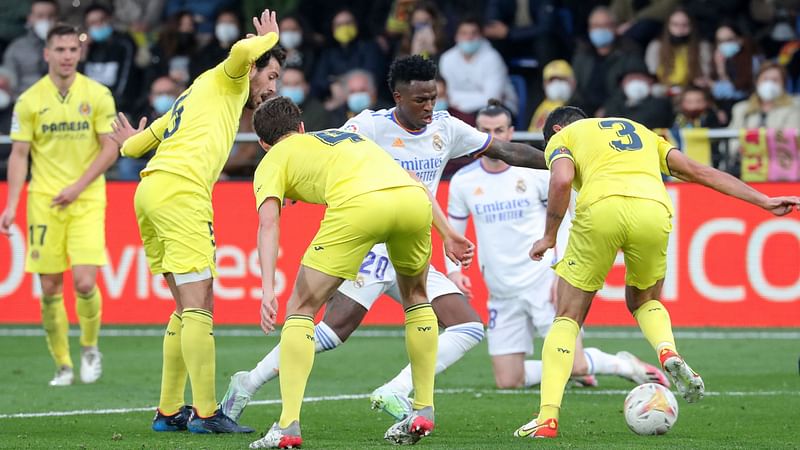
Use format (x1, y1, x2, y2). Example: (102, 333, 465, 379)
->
(151, 405, 192, 432)
(659, 348, 704, 403)
(384, 406, 434, 445)
(617, 351, 671, 387)
(187, 408, 255, 434)
(80, 348, 103, 384)
(370, 385, 413, 421)
(249, 421, 302, 449)
(513, 416, 558, 438)
(49, 366, 74, 386)
(220, 371, 253, 422)
(569, 374, 599, 387)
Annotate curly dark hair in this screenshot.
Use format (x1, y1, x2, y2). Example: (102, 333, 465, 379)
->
(387, 55, 437, 91)
(255, 45, 287, 71)
(253, 96, 302, 146)
(543, 106, 587, 143)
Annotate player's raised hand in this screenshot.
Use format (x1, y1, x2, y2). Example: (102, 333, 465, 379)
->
(260, 291, 279, 334)
(0, 208, 15, 236)
(251, 9, 279, 38)
(762, 196, 800, 216)
(444, 232, 475, 269)
(447, 271, 473, 299)
(529, 236, 555, 261)
(110, 112, 147, 148)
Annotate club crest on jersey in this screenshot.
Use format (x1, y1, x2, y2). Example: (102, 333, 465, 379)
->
(354, 276, 365, 288)
(432, 133, 444, 152)
(516, 179, 527, 193)
(343, 123, 358, 133)
(78, 102, 91, 116)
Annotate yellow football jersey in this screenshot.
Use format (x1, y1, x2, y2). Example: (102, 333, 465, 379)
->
(10, 73, 116, 202)
(253, 130, 420, 209)
(120, 33, 278, 197)
(545, 117, 674, 214)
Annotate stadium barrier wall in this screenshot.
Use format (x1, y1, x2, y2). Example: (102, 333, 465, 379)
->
(1, 182, 798, 326)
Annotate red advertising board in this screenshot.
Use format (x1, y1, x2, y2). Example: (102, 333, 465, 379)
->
(1, 182, 798, 326)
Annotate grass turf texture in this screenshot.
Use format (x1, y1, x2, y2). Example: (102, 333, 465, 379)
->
(1, 326, 798, 449)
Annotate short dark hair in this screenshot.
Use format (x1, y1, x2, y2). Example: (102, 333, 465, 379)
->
(387, 55, 437, 91)
(46, 23, 79, 44)
(253, 96, 302, 146)
(543, 106, 587, 143)
(476, 98, 513, 126)
(255, 45, 286, 71)
(456, 16, 482, 31)
(84, 3, 112, 18)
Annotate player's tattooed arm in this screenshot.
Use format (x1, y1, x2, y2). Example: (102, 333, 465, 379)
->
(480, 140, 547, 169)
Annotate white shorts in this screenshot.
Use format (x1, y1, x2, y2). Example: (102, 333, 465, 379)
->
(486, 286, 556, 356)
(337, 245, 462, 309)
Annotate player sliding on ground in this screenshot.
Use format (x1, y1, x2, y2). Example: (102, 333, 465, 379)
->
(109, 9, 284, 434)
(246, 96, 473, 449)
(514, 106, 800, 438)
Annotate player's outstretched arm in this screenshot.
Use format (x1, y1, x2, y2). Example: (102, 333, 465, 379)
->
(0, 142, 31, 235)
(224, 9, 279, 78)
(530, 158, 574, 261)
(257, 197, 282, 334)
(480, 140, 547, 169)
(667, 149, 800, 216)
(52, 134, 119, 209)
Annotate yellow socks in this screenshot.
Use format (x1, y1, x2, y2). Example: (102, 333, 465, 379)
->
(539, 317, 580, 421)
(181, 308, 216, 417)
(41, 294, 72, 368)
(76, 289, 102, 348)
(404, 303, 438, 410)
(279, 315, 316, 428)
(633, 300, 677, 354)
(158, 312, 187, 415)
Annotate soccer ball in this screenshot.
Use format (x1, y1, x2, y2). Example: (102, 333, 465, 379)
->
(623, 383, 679, 435)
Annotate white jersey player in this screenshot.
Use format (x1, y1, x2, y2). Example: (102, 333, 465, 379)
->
(445, 101, 670, 389)
(220, 56, 552, 431)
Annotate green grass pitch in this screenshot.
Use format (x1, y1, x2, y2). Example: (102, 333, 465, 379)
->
(1, 326, 798, 449)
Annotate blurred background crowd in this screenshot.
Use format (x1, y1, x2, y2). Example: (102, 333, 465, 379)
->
(1, 0, 800, 180)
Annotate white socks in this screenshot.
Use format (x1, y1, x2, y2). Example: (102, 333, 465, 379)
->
(523, 360, 543, 387)
(381, 321, 484, 396)
(584, 347, 635, 378)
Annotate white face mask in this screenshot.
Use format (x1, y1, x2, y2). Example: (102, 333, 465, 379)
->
(756, 80, 782, 102)
(280, 31, 302, 50)
(0, 90, 10, 109)
(544, 80, 572, 102)
(623, 79, 650, 102)
(33, 20, 51, 40)
(215, 23, 239, 44)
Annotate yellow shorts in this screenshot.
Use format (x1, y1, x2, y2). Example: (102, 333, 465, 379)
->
(554, 195, 672, 292)
(134, 172, 216, 276)
(25, 193, 107, 274)
(302, 185, 432, 280)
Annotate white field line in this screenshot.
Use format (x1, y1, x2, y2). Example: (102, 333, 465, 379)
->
(2, 388, 798, 419)
(0, 328, 798, 340)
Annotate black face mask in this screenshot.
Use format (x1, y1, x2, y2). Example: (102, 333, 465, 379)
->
(669, 34, 690, 45)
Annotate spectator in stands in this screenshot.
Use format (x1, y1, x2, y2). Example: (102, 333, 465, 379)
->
(2, 0, 57, 97)
(147, 11, 198, 88)
(645, 7, 712, 96)
(311, 8, 386, 101)
(439, 17, 517, 122)
(329, 69, 386, 125)
(111, 0, 166, 32)
(279, 15, 318, 82)
(528, 59, 575, 132)
(603, 59, 674, 128)
(729, 61, 800, 130)
(82, 4, 139, 113)
(483, 0, 571, 65)
(0, 68, 16, 180)
(397, 2, 448, 61)
(190, 8, 242, 80)
(610, 0, 681, 47)
(434, 76, 451, 112)
(571, 6, 643, 116)
(164, 0, 237, 35)
(117, 76, 180, 180)
(0, 3, 30, 57)
(710, 23, 759, 116)
(670, 86, 726, 170)
(280, 67, 335, 131)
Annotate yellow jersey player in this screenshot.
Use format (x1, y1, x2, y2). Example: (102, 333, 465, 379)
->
(247, 97, 469, 449)
(109, 10, 284, 434)
(514, 106, 800, 438)
(0, 24, 118, 387)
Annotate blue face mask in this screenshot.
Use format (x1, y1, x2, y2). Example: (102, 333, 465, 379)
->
(434, 99, 448, 111)
(589, 28, 614, 48)
(347, 92, 372, 113)
(281, 86, 306, 105)
(718, 41, 741, 59)
(152, 94, 176, 115)
(89, 24, 113, 43)
(457, 39, 481, 55)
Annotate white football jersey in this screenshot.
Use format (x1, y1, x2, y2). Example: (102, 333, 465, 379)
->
(447, 160, 560, 297)
(341, 108, 492, 196)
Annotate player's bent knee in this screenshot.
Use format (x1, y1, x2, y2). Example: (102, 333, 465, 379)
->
(571, 358, 589, 376)
(494, 373, 525, 389)
(73, 279, 96, 297)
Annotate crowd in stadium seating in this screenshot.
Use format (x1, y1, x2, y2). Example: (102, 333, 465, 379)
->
(2, 0, 800, 180)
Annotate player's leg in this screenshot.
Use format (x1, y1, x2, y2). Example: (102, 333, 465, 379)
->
(487, 297, 532, 388)
(39, 273, 73, 385)
(623, 198, 703, 402)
